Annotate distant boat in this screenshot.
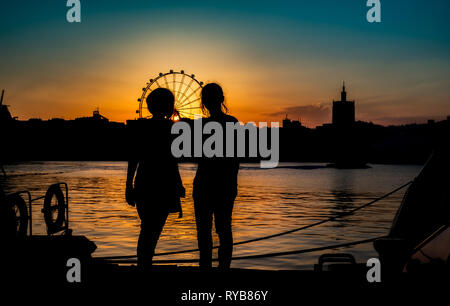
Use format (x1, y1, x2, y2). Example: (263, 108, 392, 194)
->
(326, 154, 370, 169)
(374, 147, 450, 273)
(326, 161, 371, 169)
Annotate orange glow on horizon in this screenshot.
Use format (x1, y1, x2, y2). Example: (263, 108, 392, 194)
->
(5, 31, 449, 128)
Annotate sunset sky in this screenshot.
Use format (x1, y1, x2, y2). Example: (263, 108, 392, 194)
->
(1, 0, 449, 127)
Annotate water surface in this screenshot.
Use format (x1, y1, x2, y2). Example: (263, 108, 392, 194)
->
(1, 162, 421, 269)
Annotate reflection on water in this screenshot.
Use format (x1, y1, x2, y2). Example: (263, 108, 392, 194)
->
(0, 162, 421, 269)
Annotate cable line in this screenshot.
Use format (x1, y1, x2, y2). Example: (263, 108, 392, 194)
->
(95, 180, 412, 260)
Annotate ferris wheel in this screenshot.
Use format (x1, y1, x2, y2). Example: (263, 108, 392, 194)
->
(137, 70, 204, 120)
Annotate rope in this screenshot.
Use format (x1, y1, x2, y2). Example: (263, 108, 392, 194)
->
(95, 180, 412, 260)
(97, 236, 385, 264)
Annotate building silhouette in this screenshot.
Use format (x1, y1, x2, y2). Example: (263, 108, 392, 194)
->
(332, 82, 355, 128)
(75, 108, 109, 123)
(282, 115, 302, 128)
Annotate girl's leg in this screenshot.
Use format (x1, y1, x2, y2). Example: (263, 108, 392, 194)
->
(147, 211, 169, 265)
(136, 202, 146, 268)
(137, 221, 146, 268)
(214, 198, 235, 270)
(194, 200, 213, 270)
(137, 207, 169, 270)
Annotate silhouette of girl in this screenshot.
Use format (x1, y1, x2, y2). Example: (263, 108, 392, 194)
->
(193, 83, 240, 270)
(126, 88, 185, 269)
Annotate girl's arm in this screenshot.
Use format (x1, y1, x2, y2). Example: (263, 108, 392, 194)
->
(126, 160, 137, 188)
(125, 160, 138, 206)
(175, 163, 185, 198)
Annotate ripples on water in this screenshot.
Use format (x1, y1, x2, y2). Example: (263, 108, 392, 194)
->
(1, 162, 421, 270)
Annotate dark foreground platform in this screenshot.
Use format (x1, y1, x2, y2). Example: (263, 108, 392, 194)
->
(4, 258, 448, 305)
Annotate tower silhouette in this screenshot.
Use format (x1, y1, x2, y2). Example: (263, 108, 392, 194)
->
(0, 90, 13, 123)
(332, 82, 355, 128)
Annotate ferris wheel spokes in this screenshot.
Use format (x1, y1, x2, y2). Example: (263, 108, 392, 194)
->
(178, 86, 202, 108)
(176, 74, 185, 102)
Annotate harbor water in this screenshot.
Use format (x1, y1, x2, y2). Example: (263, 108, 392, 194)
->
(1, 162, 421, 270)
